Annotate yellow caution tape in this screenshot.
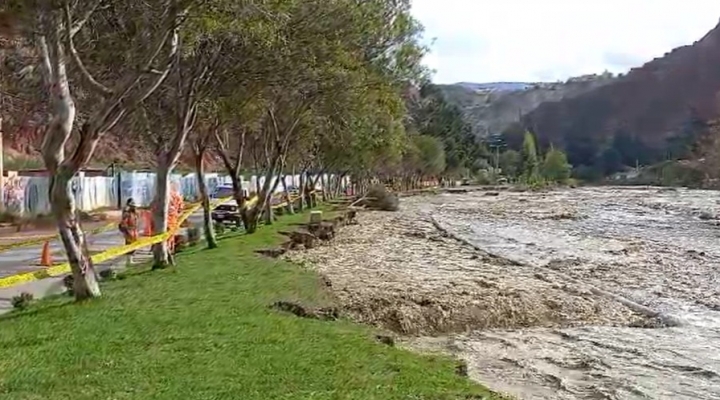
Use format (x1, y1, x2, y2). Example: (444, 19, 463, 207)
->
(0, 192, 236, 255)
(0, 192, 300, 289)
(0, 220, 118, 254)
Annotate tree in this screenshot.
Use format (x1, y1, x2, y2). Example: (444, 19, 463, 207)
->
(2, 0, 191, 299)
(406, 84, 488, 177)
(499, 150, 521, 178)
(599, 146, 623, 175)
(485, 133, 506, 170)
(209, 0, 426, 230)
(665, 109, 708, 160)
(521, 131, 540, 181)
(134, 31, 226, 268)
(542, 146, 572, 182)
(412, 135, 446, 177)
(189, 116, 218, 249)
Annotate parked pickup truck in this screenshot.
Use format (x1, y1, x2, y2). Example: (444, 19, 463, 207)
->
(211, 199, 242, 226)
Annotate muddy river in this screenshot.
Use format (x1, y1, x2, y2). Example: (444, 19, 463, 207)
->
(287, 186, 720, 399)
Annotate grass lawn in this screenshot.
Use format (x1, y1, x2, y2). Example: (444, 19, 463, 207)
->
(0, 210, 501, 400)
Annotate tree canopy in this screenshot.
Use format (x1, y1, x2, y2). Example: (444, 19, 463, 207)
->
(405, 84, 489, 177)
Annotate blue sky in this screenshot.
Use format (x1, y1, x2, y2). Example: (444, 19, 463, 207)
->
(411, 0, 720, 84)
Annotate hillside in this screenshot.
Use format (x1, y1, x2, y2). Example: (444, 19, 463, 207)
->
(439, 73, 615, 137)
(455, 82, 534, 92)
(521, 20, 720, 173)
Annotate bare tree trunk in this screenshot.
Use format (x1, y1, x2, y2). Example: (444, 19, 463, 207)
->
(194, 152, 217, 249)
(228, 173, 250, 230)
(280, 174, 295, 215)
(255, 164, 283, 228)
(151, 162, 171, 269)
(41, 29, 101, 299)
(334, 174, 345, 198)
(298, 173, 305, 211)
(304, 171, 315, 208)
(320, 173, 328, 202)
(262, 175, 276, 225)
(51, 172, 101, 300)
(244, 175, 264, 233)
(263, 201, 273, 225)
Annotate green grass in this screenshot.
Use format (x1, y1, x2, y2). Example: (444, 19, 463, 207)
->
(0, 210, 499, 400)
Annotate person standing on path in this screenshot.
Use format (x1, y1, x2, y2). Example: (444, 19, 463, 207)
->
(119, 198, 139, 265)
(166, 184, 184, 255)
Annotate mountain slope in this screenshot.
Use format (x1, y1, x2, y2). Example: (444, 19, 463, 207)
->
(522, 20, 720, 170)
(439, 74, 615, 137)
(454, 82, 534, 92)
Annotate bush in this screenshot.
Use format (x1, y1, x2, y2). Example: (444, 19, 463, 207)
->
(11, 292, 33, 310)
(174, 234, 188, 253)
(187, 226, 201, 246)
(364, 184, 399, 211)
(99, 269, 117, 280)
(63, 275, 74, 296)
(0, 211, 21, 225)
(214, 222, 226, 236)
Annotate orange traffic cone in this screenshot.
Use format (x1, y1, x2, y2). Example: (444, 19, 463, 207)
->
(143, 211, 153, 237)
(40, 241, 52, 267)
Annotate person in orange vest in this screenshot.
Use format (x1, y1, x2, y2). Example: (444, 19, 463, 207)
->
(166, 183, 185, 254)
(119, 198, 139, 264)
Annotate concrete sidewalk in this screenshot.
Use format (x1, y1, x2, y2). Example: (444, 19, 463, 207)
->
(0, 250, 153, 314)
(0, 230, 126, 278)
(0, 210, 206, 314)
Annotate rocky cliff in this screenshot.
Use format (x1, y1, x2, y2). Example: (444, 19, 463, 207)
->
(439, 73, 616, 137)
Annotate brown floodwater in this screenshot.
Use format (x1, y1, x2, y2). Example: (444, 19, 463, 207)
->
(288, 186, 720, 399)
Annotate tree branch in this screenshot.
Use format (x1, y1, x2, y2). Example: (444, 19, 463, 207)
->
(234, 129, 247, 179)
(70, 0, 105, 38)
(37, 36, 54, 88)
(63, 2, 113, 95)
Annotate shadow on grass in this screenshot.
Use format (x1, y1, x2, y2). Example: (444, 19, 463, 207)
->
(0, 298, 74, 322)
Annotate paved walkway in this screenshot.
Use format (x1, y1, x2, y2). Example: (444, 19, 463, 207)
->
(0, 211, 206, 314)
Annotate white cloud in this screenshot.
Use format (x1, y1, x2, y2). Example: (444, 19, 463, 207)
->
(411, 0, 720, 83)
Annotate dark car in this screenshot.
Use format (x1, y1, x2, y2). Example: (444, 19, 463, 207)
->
(211, 200, 242, 226)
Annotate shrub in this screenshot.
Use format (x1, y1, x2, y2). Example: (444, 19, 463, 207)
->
(187, 226, 201, 246)
(0, 211, 21, 225)
(63, 275, 74, 296)
(364, 184, 399, 211)
(99, 269, 117, 280)
(11, 292, 33, 310)
(214, 222, 226, 236)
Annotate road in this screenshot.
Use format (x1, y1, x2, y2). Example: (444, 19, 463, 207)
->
(0, 210, 206, 314)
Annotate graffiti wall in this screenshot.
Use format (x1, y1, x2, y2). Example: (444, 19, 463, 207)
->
(3, 175, 25, 214)
(4, 171, 348, 216)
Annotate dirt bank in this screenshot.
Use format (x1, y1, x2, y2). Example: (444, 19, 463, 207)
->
(286, 187, 720, 399)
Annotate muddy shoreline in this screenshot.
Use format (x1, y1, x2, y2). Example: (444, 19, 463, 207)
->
(286, 187, 720, 400)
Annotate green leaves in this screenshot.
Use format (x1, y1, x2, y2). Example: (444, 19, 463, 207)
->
(409, 135, 446, 176)
(2, 0, 428, 176)
(521, 131, 540, 181)
(405, 83, 487, 176)
(542, 147, 572, 183)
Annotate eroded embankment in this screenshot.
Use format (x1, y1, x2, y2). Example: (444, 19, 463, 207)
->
(285, 187, 720, 400)
(286, 198, 649, 336)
